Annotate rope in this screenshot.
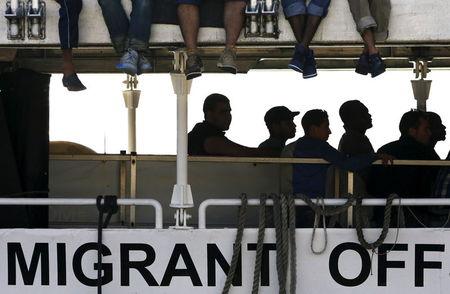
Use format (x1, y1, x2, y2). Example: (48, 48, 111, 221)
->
(287, 194, 297, 294)
(251, 194, 267, 294)
(273, 194, 297, 294)
(222, 194, 248, 294)
(273, 194, 287, 293)
(354, 193, 398, 250)
(311, 197, 328, 255)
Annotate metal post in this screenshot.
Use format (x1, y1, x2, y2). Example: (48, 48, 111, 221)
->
(347, 171, 354, 228)
(119, 150, 127, 225)
(170, 51, 194, 229)
(129, 152, 137, 227)
(123, 75, 140, 153)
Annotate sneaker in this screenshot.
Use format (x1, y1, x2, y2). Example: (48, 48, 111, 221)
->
(303, 49, 318, 79)
(116, 48, 139, 76)
(217, 48, 238, 74)
(137, 53, 152, 75)
(62, 73, 86, 91)
(288, 44, 307, 73)
(368, 53, 386, 78)
(185, 53, 203, 80)
(355, 53, 370, 76)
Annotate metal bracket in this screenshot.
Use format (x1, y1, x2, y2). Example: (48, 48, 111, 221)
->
(123, 74, 139, 90)
(410, 59, 432, 111)
(26, 0, 46, 40)
(172, 50, 188, 74)
(4, 0, 26, 40)
(245, 0, 280, 39)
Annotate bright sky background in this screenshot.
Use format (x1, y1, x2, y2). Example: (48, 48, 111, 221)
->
(50, 69, 450, 159)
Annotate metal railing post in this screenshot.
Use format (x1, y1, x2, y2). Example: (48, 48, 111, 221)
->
(347, 171, 354, 228)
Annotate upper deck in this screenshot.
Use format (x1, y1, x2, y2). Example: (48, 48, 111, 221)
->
(2, 0, 450, 72)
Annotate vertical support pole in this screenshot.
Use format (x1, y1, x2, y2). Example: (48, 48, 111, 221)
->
(170, 51, 194, 229)
(129, 152, 137, 227)
(122, 75, 140, 227)
(119, 150, 127, 225)
(347, 171, 354, 228)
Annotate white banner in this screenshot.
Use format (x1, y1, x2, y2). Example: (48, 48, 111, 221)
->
(0, 228, 449, 293)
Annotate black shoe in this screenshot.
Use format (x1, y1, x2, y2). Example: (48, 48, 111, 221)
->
(368, 53, 386, 78)
(62, 73, 86, 91)
(185, 53, 203, 80)
(355, 53, 370, 75)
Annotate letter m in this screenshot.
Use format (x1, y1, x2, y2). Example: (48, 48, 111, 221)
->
(8, 243, 49, 285)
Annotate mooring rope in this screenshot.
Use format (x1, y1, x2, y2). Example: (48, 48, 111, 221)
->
(222, 193, 248, 294)
(251, 194, 267, 294)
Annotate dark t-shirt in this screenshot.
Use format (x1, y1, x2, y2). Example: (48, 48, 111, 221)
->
(188, 121, 225, 155)
(258, 137, 285, 157)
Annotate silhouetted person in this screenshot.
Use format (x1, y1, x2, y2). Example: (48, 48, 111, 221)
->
(284, 0, 332, 78)
(293, 109, 392, 227)
(338, 100, 375, 226)
(259, 106, 299, 157)
(368, 110, 440, 227)
(348, 0, 391, 77)
(188, 93, 273, 157)
(427, 112, 447, 150)
(56, 0, 86, 91)
(177, 0, 246, 79)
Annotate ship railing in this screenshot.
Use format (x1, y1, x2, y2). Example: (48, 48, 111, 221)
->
(0, 197, 163, 229)
(198, 198, 450, 229)
(49, 154, 450, 226)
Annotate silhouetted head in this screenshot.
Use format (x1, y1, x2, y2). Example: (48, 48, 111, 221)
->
(339, 100, 372, 132)
(399, 110, 431, 145)
(302, 109, 331, 141)
(427, 112, 447, 146)
(203, 93, 232, 131)
(264, 106, 299, 140)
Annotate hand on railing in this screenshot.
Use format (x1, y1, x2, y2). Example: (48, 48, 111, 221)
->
(377, 153, 395, 165)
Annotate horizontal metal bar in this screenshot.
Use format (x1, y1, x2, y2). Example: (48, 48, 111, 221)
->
(50, 154, 450, 167)
(198, 198, 450, 229)
(0, 198, 163, 229)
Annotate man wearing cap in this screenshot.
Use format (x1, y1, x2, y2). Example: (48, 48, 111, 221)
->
(259, 106, 299, 157)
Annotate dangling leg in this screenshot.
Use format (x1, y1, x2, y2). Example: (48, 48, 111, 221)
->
(57, 0, 86, 91)
(177, 1, 203, 79)
(217, 0, 246, 74)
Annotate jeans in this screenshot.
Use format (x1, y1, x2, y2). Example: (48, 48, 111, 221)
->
(56, 0, 82, 49)
(97, 0, 154, 53)
(282, 0, 331, 18)
(348, 0, 391, 41)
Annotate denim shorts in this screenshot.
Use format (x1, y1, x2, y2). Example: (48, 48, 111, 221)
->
(176, 0, 244, 5)
(282, 0, 331, 18)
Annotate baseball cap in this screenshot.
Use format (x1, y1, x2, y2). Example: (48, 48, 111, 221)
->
(264, 106, 300, 126)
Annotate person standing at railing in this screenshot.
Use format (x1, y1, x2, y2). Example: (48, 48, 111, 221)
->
(97, 0, 154, 76)
(176, 0, 246, 79)
(282, 0, 331, 78)
(347, 0, 391, 78)
(259, 106, 299, 157)
(188, 93, 275, 156)
(368, 110, 440, 227)
(292, 109, 393, 227)
(337, 100, 375, 226)
(55, 0, 86, 91)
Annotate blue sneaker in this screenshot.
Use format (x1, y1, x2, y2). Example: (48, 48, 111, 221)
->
(368, 53, 386, 78)
(288, 44, 306, 73)
(137, 53, 152, 75)
(116, 48, 139, 76)
(303, 49, 317, 79)
(355, 53, 370, 76)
